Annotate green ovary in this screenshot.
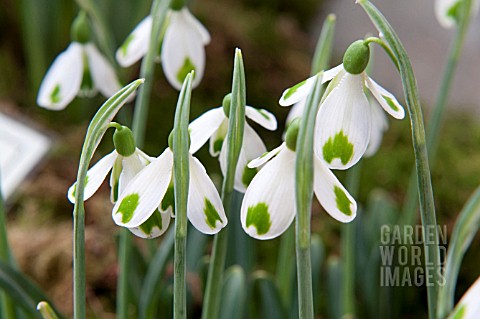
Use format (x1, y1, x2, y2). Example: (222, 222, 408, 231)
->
(246, 203, 271, 235)
(322, 131, 354, 165)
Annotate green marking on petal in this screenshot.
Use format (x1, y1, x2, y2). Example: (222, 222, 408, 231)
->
(322, 131, 354, 165)
(80, 53, 94, 96)
(112, 180, 119, 202)
(120, 34, 134, 56)
(50, 84, 61, 104)
(260, 151, 269, 158)
(204, 198, 223, 229)
(176, 57, 196, 84)
(139, 209, 163, 235)
(447, 1, 462, 21)
(161, 182, 175, 214)
(242, 165, 257, 187)
(116, 193, 140, 223)
(246, 203, 271, 235)
(451, 304, 466, 319)
(284, 79, 307, 101)
(334, 186, 352, 216)
(255, 108, 270, 120)
(213, 138, 223, 154)
(71, 176, 89, 198)
(382, 95, 399, 112)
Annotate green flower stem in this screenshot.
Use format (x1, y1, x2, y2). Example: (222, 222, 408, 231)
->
(116, 2, 170, 318)
(172, 73, 193, 319)
(402, 0, 474, 225)
(437, 185, 480, 319)
(358, 2, 440, 318)
(202, 49, 246, 319)
(72, 80, 143, 319)
(75, 0, 116, 64)
(132, 0, 171, 146)
(0, 177, 16, 319)
(295, 73, 325, 319)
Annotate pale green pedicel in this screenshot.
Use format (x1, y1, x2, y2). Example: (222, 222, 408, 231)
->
(246, 203, 272, 235)
(176, 58, 196, 84)
(204, 198, 223, 229)
(284, 79, 307, 100)
(334, 186, 352, 216)
(116, 193, 140, 223)
(322, 131, 354, 165)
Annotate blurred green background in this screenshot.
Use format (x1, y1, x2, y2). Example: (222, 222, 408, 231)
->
(0, 0, 479, 318)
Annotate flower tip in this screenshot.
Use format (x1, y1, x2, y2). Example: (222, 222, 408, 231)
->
(235, 47, 243, 57)
(37, 301, 46, 311)
(327, 13, 336, 22)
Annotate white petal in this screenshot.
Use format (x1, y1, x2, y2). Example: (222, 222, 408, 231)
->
(161, 10, 207, 90)
(118, 152, 149, 197)
(313, 154, 356, 223)
(187, 155, 227, 234)
(116, 16, 152, 67)
(85, 43, 122, 98)
(248, 144, 285, 168)
(365, 99, 389, 157)
(241, 147, 296, 240)
(245, 106, 277, 131)
(181, 8, 211, 44)
(366, 77, 405, 120)
(109, 155, 123, 203)
(286, 99, 306, 125)
(189, 107, 225, 154)
(112, 149, 173, 228)
(219, 124, 267, 192)
(208, 120, 228, 156)
(278, 64, 343, 107)
(315, 73, 371, 170)
(37, 43, 83, 110)
(435, 0, 459, 28)
(128, 209, 171, 238)
(447, 276, 480, 319)
(68, 151, 117, 203)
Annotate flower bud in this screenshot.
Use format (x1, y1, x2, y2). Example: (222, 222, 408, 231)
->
(113, 125, 136, 157)
(343, 40, 370, 75)
(285, 118, 301, 152)
(70, 11, 91, 44)
(222, 93, 232, 117)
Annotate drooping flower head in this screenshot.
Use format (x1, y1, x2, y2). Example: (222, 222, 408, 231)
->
(280, 40, 405, 169)
(116, 4, 210, 90)
(37, 12, 122, 110)
(435, 0, 480, 28)
(68, 124, 153, 205)
(241, 119, 357, 240)
(188, 93, 277, 192)
(112, 130, 227, 238)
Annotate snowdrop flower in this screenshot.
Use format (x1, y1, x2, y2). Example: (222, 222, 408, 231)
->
(37, 12, 122, 110)
(435, 0, 479, 28)
(188, 94, 277, 192)
(279, 40, 405, 169)
(241, 119, 357, 240)
(447, 276, 480, 319)
(112, 131, 227, 238)
(116, 6, 210, 90)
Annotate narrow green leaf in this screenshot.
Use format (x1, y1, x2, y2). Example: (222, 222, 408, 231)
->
(0, 261, 64, 319)
(326, 257, 342, 319)
(251, 272, 286, 319)
(311, 13, 336, 75)
(202, 49, 246, 319)
(437, 185, 480, 319)
(358, 2, 440, 318)
(37, 301, 60, 319)
(172, 72, 193, 319)
(310, 235, 324, 316)
(219, 266, 246, 319)
(72, 79, 143, 319)
(139, 229, 174, 319)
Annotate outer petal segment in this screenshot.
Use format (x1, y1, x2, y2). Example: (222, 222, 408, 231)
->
(313, 154, 356, 223)
(112, 149, 173, 228)
(85, 43, 122, 99)
(116, 16, 152, 67)
(245, 106, 277, 131)
(128, 209, 171, 238)
(315, 73, 371, 170)
(37, 43, 83, 110)
(187, 155, 227, 234)
(68, 151, 117, 203)
(248, 144, 284, 168)
(188, 107, 225, 154)
(241, 148, 296, 240)
(447, 276, 480, 319)
(365, 77, 405, 120)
